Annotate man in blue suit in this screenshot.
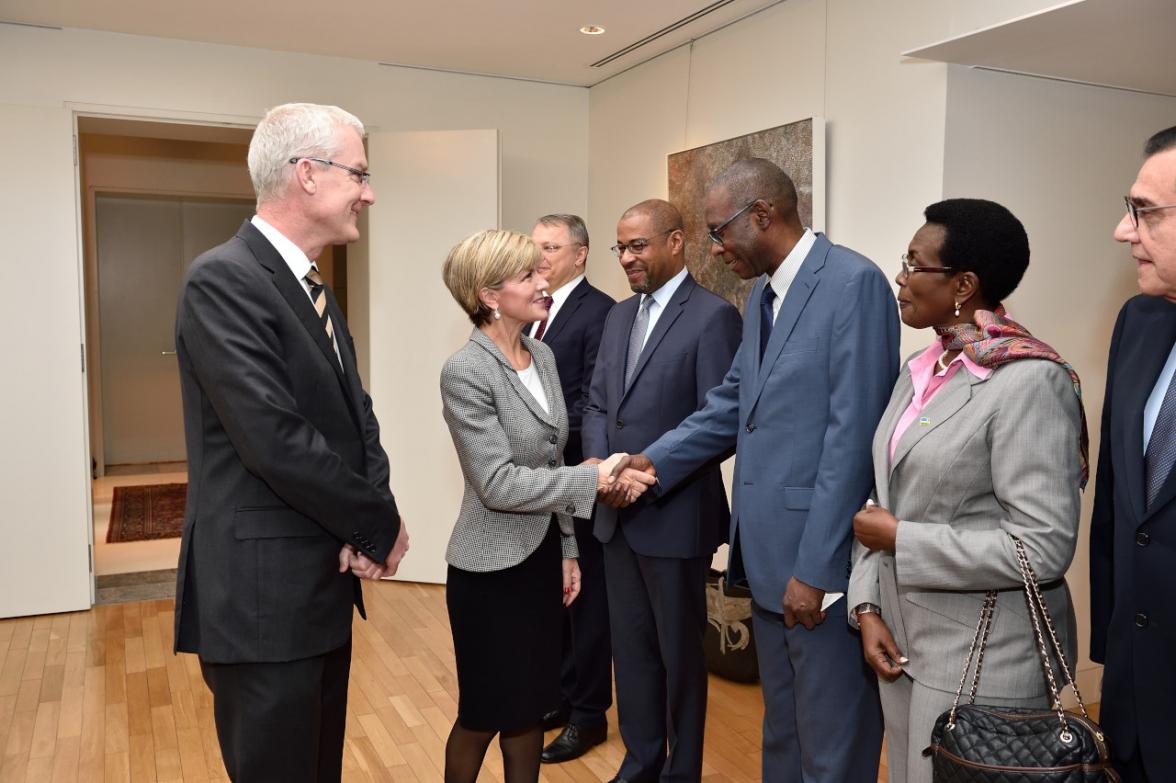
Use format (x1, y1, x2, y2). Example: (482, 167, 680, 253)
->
(631, 159, 898, 782)
(1091, 125, 1176, 783)
(528, 214, 617, 762)
(582, 199, 741, 783)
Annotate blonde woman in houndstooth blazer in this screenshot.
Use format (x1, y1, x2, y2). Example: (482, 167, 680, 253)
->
(439, 229, 652, 783)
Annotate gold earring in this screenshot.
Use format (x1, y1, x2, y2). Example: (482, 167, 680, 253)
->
(954, 301, 961, 318)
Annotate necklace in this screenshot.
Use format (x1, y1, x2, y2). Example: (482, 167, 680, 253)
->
(936, 350, 952, 374)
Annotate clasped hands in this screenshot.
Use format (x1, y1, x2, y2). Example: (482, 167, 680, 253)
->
(338, 516, 410, 581)
(584, 452, 657, 508)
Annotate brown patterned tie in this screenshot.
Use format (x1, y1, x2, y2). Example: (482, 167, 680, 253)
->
(304, 266, 338, 358)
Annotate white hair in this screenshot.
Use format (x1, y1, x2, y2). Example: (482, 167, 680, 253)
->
(247, 103, 365, 204)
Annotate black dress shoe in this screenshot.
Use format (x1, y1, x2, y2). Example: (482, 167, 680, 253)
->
(540, 723, 607, 763)
(540, 708, 569, 732)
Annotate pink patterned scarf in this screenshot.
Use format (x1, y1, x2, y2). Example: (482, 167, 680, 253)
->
(935, 306, 1089, 489)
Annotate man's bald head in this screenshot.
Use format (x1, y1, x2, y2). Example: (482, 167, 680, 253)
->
(710, 158, 800, 224)
(622, 199, 685, 232)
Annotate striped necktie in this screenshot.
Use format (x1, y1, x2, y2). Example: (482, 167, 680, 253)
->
(304, 266, 339, 362)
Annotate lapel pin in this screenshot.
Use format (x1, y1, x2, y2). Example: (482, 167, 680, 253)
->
(918, 417, 931, 427)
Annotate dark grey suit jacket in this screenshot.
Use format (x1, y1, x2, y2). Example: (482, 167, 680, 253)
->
(173, 220, 401, 664)
(1091, 294, 1176, 776)
(536, 278, 615, 465)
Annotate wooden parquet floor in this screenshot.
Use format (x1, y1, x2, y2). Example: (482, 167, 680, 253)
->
(0, 580, 889, 782)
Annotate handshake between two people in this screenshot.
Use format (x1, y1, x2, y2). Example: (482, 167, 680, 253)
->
(584, 453, 657, 509)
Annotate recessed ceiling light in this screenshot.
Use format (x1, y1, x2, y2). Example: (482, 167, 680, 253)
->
(580, 25, 606, 35)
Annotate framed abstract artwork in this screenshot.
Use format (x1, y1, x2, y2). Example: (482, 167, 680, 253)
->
(668, 117, 825, 312)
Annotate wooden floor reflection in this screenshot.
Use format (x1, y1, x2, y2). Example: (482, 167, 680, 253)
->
(0, 580, 894, 782)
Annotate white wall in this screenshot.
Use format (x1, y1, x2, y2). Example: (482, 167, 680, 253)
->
(0, 25, 587, 617)
(0, 105, 93, 617)
(588, 0, 952, 303)
(942, 62, 1176, 697)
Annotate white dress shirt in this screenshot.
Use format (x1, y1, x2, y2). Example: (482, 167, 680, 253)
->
(765, 228, 816, 322)
(531, 273, 585, 339)
(251, 215, 343, 369)
(633, 266, 690, 350)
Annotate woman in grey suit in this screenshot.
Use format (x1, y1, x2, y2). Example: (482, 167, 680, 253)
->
(439, 229, 651, 783)
(848, 200, 1088, 783)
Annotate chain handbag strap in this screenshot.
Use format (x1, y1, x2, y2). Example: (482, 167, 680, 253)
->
(1011, 537, 1098, 735)
(946, 535, 1089, 742)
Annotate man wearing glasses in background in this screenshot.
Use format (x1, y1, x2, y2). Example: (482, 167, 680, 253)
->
(582, 199, 741, 782)
(174, 103, 408, 782)
(1091, 125, 1176, 783)
(625, 159, 897, 782)
(526, 214, 617, 763)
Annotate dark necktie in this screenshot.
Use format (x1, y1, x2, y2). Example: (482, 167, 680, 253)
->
(1146, 368, 1176, 507)
(304, 267, 339, 363)
(760, 283, 777, 362)
(533, 317, 549, 341)
(624, 296, 654, 388)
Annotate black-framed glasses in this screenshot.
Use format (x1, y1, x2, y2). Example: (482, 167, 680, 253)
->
(289, 156, 372, 186)
(611, 229, 675, 257)
(707, 200, 761, 246)
(1124, 195, 1176, 229)
(900, 254, 955, 277)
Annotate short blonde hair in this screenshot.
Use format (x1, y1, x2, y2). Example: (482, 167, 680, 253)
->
(443, 229, 542, 326)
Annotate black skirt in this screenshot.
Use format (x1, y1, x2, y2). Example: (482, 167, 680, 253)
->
(446, 518, 564, 732)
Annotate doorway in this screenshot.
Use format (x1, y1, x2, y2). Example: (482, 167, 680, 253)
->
(78, 117, 353, 585)
(79, 119, 249, 583)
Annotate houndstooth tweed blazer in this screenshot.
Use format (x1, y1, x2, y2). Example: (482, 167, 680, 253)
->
(441, 328, 599, 572)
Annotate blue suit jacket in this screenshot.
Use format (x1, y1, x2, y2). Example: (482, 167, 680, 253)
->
(644, 235, 899, 608)
(582, 272, 742, 558)
(1090, 294, 1176, 778)
(539, 278, 615, 464)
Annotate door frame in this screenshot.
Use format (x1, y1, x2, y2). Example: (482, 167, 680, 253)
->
(72, 104, 259, 479)
(68, 104, 258, 604)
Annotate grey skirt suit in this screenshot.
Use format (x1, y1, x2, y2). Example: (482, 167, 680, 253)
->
(440, 329, 598, 731)
(849, 357, 1082, 783)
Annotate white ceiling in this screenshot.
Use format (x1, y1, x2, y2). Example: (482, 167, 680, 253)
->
(0, 0, 780, 87)
(906, 0, 1176, 98)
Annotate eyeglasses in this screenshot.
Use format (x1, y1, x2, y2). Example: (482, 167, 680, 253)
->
(1124, 196, 1176, 229)
(539, 242, 583, 255)
(289, 156, 372, 186)
(707, 200, 761, 246)
(900, 253, 955, 277)
(611, 229, 675, 257)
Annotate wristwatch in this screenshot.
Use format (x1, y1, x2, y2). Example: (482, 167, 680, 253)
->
(854, 602, 882, 619)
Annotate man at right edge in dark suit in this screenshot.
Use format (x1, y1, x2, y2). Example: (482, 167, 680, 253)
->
(174, 103, 409, 782)
(1091, 124, 1176, 783)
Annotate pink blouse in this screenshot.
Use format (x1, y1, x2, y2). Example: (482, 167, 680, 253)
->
(889, 342, 993, 463)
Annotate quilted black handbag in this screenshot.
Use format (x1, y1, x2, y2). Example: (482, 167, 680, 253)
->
(924, 537, 1120, 782)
